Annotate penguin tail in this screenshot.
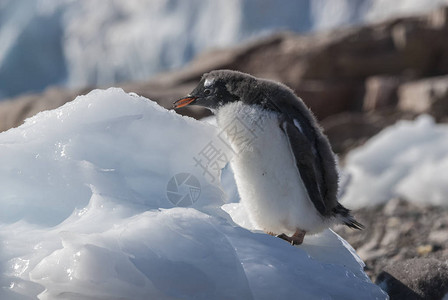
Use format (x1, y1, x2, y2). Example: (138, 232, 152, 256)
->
(333, 204, 364, 230)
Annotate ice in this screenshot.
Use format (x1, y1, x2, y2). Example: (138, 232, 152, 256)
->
(342, 115, 448, 208)
(0, 88, 386, 299)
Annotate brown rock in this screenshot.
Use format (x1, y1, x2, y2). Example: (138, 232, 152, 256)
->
(416, 244, 434, 256)
(398, 75, 448, 119)
(321, 111, 408, 155)
(363, 76, 401, 111)
(295, 80, 360, 120)
(429, 5, 448, 28)
(0, 87, 92, 132)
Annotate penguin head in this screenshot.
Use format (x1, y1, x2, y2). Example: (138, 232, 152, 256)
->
(173, 70, 258, 111)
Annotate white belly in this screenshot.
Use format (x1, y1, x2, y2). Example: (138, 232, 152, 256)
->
(216, 102, 328, 234)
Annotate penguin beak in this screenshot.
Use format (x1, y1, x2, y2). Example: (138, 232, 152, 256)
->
(173, 96, 197, 109)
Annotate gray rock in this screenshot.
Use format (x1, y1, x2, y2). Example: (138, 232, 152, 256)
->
(376, 258, 448, 300)
(429, 230, 448, 245)
(383, 198, 407, 216)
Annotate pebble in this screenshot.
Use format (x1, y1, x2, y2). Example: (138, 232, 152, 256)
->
(417, 244, 433, 256)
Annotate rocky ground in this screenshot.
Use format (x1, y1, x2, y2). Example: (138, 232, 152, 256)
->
(334, 199, 448, 299)
(334, 198, 448, 280)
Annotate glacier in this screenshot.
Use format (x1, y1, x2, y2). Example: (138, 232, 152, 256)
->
(0, 88, 387, 299)
(1, 0, 447, 99)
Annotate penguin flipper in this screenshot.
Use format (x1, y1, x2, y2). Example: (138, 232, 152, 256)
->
(280, 120, 327, 215)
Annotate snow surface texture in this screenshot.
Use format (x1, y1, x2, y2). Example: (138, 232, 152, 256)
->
(342, 115, 448, 208)
(0, 88, 387, 299)
(1, 0, 447, 99)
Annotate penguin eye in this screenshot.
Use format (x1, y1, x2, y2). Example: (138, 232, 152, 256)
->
(204, 88, 212, 96)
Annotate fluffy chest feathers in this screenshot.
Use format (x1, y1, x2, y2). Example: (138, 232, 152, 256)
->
(215, 102, 328, 234)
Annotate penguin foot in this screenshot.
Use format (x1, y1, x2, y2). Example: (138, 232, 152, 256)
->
(276, 229, 306, 245)
(276, 233, 292, 243)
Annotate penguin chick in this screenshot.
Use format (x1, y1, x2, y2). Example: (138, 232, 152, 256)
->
(174, 70, 363, 245)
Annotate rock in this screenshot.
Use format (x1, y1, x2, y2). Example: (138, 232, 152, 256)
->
(358, 247, 390, 263)
(429, 230, 448, 245)
(429, 5, 448, 29)
(398, 75, 448, 120)
(416, 245, 434, 256)
(383, 198, 407, 216)
(321, 111, 411, 155)
(334, 199, 448, 282)
(376, 258, 448, 300)
(321, 112, 382, 154)
(295, 80, 360, 120)
(363, 76, 401, 111)
(380, 226, 400, 248)
(356, 224, 385, 261)
(0, 87, 92, 132)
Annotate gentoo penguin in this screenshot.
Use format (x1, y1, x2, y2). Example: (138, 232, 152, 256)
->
(173, 70, 363, 245)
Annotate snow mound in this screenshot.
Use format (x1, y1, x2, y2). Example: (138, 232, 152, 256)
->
(0, 88, 386, 299)
(342, 115, 448, 208)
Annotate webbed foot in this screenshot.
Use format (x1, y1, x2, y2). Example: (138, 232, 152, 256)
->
(276, 229, 306, 245)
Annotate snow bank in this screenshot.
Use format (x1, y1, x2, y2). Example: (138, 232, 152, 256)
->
(342, 115, 448, 208)
(0, 88, 386, 299)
